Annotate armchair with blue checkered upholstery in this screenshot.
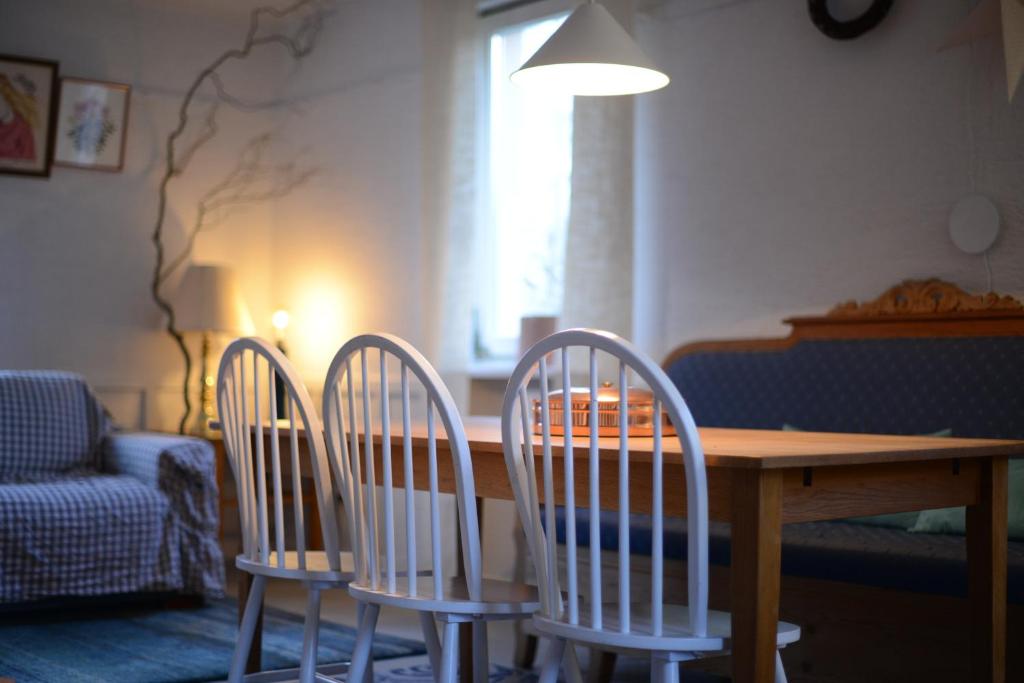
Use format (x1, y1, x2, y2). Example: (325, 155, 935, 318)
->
(0, 370, 225, 603)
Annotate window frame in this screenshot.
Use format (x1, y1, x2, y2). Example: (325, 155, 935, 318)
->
(473, 0, 576, 361)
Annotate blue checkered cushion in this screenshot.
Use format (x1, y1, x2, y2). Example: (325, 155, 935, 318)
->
(0, 372, 225, 602)
(103, 433, 225, 597)
(0, 371, 109, 477)
(0, 473, 174, 602)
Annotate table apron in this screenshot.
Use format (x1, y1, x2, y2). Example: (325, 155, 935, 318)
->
(359, 448, 982, 524)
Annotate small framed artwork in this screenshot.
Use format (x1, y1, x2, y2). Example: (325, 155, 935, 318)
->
(0, 54, 59, 178)
(53, 78, 130, 172)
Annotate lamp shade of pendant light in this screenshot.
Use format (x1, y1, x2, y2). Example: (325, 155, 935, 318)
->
(510, 1, 669, 96)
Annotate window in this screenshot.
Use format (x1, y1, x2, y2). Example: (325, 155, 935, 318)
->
(474, 12, 573, 360)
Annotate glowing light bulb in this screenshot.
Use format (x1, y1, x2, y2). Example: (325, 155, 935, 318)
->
(271, 309, 291, 333)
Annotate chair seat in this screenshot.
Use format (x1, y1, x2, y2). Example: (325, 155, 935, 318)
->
(236, 551, 355, 583)
(348, 575, 541, 616)
(533, 602, 800, 653)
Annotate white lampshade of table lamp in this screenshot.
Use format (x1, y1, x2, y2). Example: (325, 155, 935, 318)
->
(170, 263, 253, 436)
(172, 264, 253, 334)
(510, 1, 669, 96)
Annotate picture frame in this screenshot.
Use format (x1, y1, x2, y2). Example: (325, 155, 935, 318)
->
(0, 54, 59, 178)
(53, 78, 131, 172)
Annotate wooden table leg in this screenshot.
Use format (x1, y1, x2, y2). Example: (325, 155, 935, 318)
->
(456, 496, 484, 683)
(967, 455, 1008, 683)
(730, 469, 784, 683)
(238, 571, 264, 674)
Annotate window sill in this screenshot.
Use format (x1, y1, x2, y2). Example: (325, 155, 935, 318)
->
(467, 358, 517, 381)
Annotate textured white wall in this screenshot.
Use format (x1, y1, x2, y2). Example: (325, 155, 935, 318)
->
(267, 0, 428, 386)
(633, 0, 1024, 360)
(4, 0, 1022, 579)
(0, 0, 286, 429)
(0, 0, 457, 573)
(0, 0, 430, 429)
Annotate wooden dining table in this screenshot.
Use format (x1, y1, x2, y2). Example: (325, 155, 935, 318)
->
(226, 416, 1022, 683)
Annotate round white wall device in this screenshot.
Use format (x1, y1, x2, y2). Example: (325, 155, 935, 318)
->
(948, 195, 1000, 255)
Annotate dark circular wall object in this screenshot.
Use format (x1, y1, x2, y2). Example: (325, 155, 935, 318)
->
(808, 0, 894, 40)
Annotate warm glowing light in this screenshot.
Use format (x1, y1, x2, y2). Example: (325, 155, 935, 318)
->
(271, 309, 291, 332)
(289, 278, 351, 382)
(510, 62, 669, 96)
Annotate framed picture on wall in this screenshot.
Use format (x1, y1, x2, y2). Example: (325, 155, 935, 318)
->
(0, 54, 59, 178)
(53, 78, 131, 172)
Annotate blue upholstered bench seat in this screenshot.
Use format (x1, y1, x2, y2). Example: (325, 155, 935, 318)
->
(571, 333, 1024, 602)
(542, 335, 1024, 603)
(549, 508, 1024, 604)
(663, 337, 1024, 439)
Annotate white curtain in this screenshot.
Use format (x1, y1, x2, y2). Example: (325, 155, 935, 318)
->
(421, 0, 482, 408)
(422, 0, 637, 582)
(426, 0, 638, 393)
(559, 0, 636, 339)
(560, 97, 635, 337)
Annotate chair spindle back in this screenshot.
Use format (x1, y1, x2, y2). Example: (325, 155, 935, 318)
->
(322, 334, 482, 600)
(216, 337, 342, 570)
(501, 329, 709, 638)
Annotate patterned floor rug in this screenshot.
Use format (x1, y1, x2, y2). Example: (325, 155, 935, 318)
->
(371, 657, 537, 682)
(0, 597, 425, 683)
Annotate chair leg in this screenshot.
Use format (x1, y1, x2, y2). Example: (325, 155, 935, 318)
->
(563, 642, 584, 683)
(651, 657, 678, 683)
(228, 574, 267, 683)
(419, 612, 442, 681)
(472, 620, 489, 683)
(299, 586, 322, 683)
(439, 621, 460, 682)
(665, 660, 679, 683)
(775, 650, 788, 683)
(514, 632, 539, 669)
(356, 603, 374, 683)
(347, 602, 380, 683)
(538, 638, 565, 683)
(584, 649, 615, 683)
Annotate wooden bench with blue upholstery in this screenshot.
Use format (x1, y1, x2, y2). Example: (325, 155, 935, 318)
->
(540, 279, 1023, 682)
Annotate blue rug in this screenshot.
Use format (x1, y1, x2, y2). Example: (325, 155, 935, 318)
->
(375, 660, 537, 682)
(0, 597, 425, 683)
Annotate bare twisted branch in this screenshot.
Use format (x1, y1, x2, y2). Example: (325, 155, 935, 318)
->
(151, 0, 331, 433)
(159, 135, 316, 283)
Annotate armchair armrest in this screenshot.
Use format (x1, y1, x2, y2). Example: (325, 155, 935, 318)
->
(104, 432, 225, 597)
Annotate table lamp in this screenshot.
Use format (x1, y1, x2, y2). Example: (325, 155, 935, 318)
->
(171, 264, 253, 436)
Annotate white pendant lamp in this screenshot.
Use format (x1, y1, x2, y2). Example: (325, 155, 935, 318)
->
(510, 0, 669, 96)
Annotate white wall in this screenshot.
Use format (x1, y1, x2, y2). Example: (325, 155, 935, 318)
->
(0, 0, 463, 576)
(4, 0, 1023, 580)
(633, 0, 1024, 360)
(0, 0, 289, 429)
(0, 0, 434, 429)
(268, 0, 428, 385)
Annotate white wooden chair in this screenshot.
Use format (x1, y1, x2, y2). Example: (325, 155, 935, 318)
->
(500, 329, 800, 683)
(322, 333, 578, 683)
(217, 337, 355, 683)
